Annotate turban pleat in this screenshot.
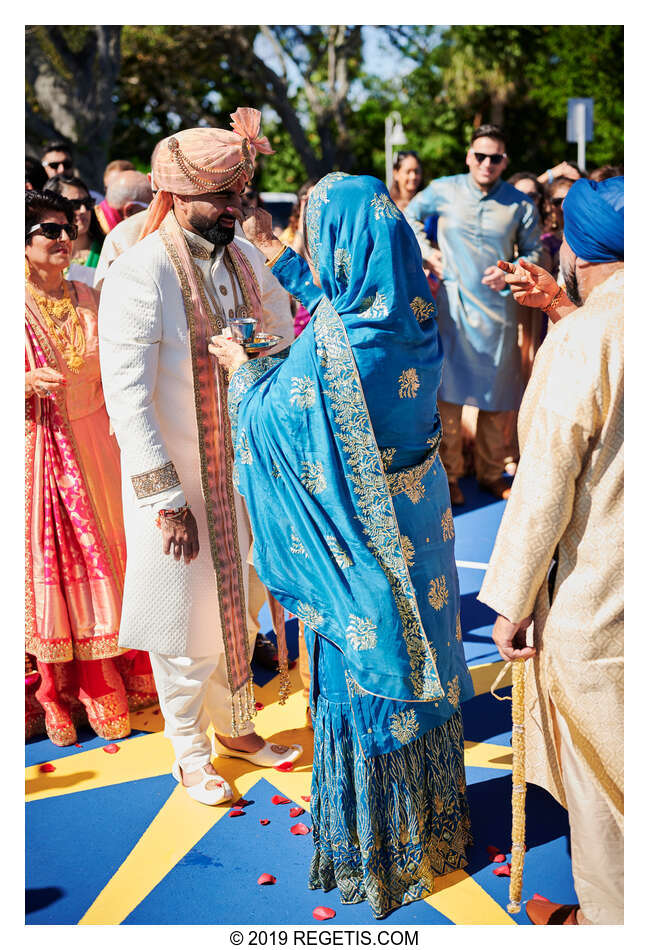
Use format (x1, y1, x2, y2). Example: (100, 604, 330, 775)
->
(563, 176, 624, 263)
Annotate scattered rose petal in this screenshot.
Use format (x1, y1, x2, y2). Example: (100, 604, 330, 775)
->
(234, 797, 251, 807)
(493, 863, 511, 877)
(260, 819, 270, 826)
(229, 808, 245, 817)
(486, 845, 502, 857)
(103, 743, 120, 754)
(290, 822, 311, 835)
(290, 806, 305, 817)
(255, 702, 265, 711)
(74, 743, 82, 748)
(275, 761, 294, 772)
(313, 906, 336, 921)
(271, 795, 291, 805)
(301, 795, 311, 802)
(491, 853, 507, 863)
(532, 893, 551, 902)
(39, 763, 55, 773)
(257, 873, 276, 885)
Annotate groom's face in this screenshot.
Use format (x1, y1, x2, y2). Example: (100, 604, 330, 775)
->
(175, 183, 244, 245)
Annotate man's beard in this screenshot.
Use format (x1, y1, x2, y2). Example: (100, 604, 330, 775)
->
(190, 212, 235, 247)
(563, 263, 583, 307)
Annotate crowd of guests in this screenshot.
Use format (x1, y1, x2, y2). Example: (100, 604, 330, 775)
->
(25, 124, 623, 926)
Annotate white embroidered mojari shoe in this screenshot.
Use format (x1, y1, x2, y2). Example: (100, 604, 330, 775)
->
(171, 761, 233, 806)
(213, 736, 303, 769)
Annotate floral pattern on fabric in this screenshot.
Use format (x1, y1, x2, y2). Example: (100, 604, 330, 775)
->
(369, 192, 400, 220)
(380, 447, 396, 470)
(334, 248, 352, 284)
(410, 296, 436, 323)
(389, 709, 419, 744)
(361, 292, 389, 320)
(428, 576, 449, 611)
(306, 172, 349, 272)
(297, 602, 324, 630)
(326, 535, 353, 569)
(290, 527, 309, 557)
(237, 431, 252, 465)
(401, 535, 415, 568)
(309, 702, 471, 918)
(300, 461, 327, 495)
(441, 507, 455, 541)
(346, 615, 377, 651)
(290, 375, 316, 409)
(398, 369, 420, 399)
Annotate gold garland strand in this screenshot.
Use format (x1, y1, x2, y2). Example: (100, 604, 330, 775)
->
(491, 659, 527, 915)
(25, 262, 86, 372)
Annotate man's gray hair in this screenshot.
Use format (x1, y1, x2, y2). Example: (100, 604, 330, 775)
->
(106, 171, 153, 210)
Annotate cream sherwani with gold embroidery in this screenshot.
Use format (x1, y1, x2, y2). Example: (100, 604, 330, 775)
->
(478, 270, 623, 920)
(98, 228, 293, 658)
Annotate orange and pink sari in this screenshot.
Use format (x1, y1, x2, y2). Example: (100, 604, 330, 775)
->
(25, 280, 156, 746)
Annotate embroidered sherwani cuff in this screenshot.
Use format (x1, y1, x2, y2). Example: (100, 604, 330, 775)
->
(131, 460, 182, 502)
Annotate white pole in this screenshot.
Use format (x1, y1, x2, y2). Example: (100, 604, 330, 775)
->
(576, 101, 586, 171)
(385, 116, 393, 189)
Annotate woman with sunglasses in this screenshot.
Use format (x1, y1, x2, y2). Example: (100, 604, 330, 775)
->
(541, 176, 576, 278)
(25, 190, 157, 747)
(44, 175, 104, 286)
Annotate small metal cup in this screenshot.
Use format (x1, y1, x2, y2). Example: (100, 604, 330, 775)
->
(229, 317, 257, 343)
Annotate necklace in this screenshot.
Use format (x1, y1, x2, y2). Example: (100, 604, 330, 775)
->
(26, 262, 86, 372)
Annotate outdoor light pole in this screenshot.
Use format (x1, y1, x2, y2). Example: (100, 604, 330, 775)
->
(385, 111, 407, 189)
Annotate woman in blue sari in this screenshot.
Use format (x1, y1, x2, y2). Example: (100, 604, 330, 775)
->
(210, 174, 473, 918)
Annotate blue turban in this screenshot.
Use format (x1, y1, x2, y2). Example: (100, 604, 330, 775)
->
(563, 176, 624, 262)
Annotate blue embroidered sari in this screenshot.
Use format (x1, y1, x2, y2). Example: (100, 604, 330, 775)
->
(229, 175, 472, 916)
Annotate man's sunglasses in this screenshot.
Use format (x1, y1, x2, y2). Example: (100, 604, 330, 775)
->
(68, 196, 95, 212)
(550, 196, 566, 207)
(43, 160, 73, 171)
(471, 151, 506, 166)
(27, 222, 79, 242)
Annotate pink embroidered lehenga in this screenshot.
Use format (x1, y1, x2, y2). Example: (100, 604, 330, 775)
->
(25, 278, 157, 746)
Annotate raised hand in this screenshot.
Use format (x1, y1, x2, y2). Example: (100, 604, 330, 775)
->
(497, 258, 560, 309)
(242, 207, 283, 260)
(482, 264, 507, 292)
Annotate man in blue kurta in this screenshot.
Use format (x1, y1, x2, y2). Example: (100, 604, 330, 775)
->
(406, 124, 545, 504)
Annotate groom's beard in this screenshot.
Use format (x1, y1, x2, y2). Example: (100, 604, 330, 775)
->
(190, 212, 236, 247)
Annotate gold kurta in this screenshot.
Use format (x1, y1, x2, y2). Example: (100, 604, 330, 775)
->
(478, 270, 623, 827)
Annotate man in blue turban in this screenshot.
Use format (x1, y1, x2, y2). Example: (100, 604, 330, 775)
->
(479, 177, 624, 925)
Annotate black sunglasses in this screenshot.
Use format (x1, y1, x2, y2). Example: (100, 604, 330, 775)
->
(44, 160, 73, 171)
(472, 151, 506, 166)
(68, 196, 95, 212)
(27, 222, 79, 242)
(550, 196, 566, 207)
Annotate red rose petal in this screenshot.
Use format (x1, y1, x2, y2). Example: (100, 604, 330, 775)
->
(491, 853, 507, 863)
(486, 845, 501, 857)
(271, 795, 291, 805)
(493, 863, 511, 877)
(260, 819, 270, 826)
(532, 893, 551, 902)
(74, 743, 82, 748)
(301, 795, 311, 802)
(234, 797, 251, 807)
(275, 761, 294, 772)
(255, 702, 265, 711)
(313, 906, 336, 921)
(257, 873, 276, 885)
(39, 763, 56, 773)
(289, 806, 305, 817)
(103, 743, 120, 754)
(229, 808, 245, 817)
(290, 822, 311, 835)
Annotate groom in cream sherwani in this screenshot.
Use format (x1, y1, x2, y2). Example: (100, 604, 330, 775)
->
(99, 109, 300, 806)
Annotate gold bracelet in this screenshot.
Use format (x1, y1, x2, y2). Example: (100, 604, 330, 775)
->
(265, 245, 288, 269)
(543, 288, 564, 312)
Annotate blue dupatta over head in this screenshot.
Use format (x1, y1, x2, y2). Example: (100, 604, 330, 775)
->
(229, 174, 472, 715)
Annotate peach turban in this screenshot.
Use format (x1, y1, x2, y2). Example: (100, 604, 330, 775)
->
(140, 107, 273, 238)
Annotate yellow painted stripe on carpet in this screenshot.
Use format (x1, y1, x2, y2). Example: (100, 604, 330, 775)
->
(470, 660, 511, 696)
(425, 869, 516, 924)
(464, 740, 512, 770)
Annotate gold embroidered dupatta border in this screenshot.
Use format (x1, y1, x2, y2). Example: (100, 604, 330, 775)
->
(159, 213, 254, 733)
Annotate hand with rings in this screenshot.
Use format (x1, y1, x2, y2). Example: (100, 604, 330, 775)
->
(25, 367, 65, 399)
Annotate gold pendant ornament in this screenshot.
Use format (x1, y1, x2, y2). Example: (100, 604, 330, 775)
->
(26, 266, 86, 373)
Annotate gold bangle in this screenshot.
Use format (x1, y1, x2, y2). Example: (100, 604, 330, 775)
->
(265, 245, 288, 269)
(543, 288, 564, 312)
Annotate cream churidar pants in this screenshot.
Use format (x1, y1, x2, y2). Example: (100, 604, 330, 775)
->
(553, 702, 624, 924)
(149, 567, 267, 774)
(438, 399, 511, 484)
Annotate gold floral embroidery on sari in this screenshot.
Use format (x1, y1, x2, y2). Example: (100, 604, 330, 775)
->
(389, 709, 419, 744)
(290, 527, 308, 557)
(380, 447, 396, 470)
(326, 535, 353, 569)
(369, 192, 400, 220)
(446, 675, 460, 708)
(297, 601, 324, 630)
(346, 615, 378, 651)
(441, 507, 455, 541)
(401, 535, 415, 567)
(410, 296, 436, 323)
(313, 300, 443, 699)
(300, 461, 327, 495)
(290, 375, 316, 409)
(428, 575, 449, 611)
(398, 368, 420, 399)
(385, 443, 439, 504)
(334, 248, 352, 283)
(237, 431, 252, 465)
(455, 611, 463, 642)
(306, 172, 349, 271)
(361, 292, 389, 320)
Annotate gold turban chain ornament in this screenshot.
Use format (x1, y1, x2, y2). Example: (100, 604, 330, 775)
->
(167, 136, 255, 193)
